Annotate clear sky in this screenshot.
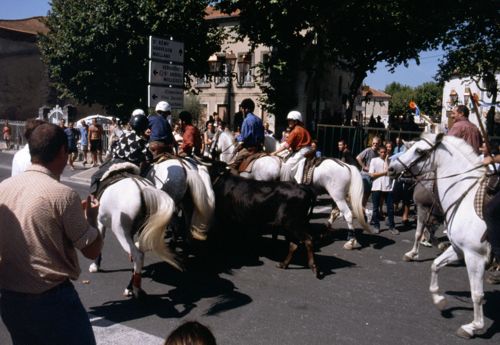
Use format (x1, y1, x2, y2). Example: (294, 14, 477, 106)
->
(1, 0, 441, 91)
(1, 0, 51, 19)
(365, 49, 443, 91)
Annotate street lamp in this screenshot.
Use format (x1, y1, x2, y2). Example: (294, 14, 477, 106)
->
(449, 89, 459, 105)
(206, 50, 251, 123)
(463, 90, 470, 106)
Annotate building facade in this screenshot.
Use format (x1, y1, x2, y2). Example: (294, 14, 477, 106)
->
(441, 74, 499, 131)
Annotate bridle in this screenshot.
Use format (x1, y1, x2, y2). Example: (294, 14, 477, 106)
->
(394, 133, 485, 230)
(394, 133, 444, 180)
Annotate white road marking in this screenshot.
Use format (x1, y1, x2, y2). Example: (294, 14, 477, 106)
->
(89, 314, 164, 345)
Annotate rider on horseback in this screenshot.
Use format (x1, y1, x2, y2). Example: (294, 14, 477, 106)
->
(271, 110, 312, 181)
(147, 101, 177, 157)
(482, 153, 500, 284)
(228, 98, 264, 173)
(178, 111, 202, 157)
(89, 110, 153, 197)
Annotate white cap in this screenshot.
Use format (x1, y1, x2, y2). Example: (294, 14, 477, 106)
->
(155, 101, 171, 112)
(286, 110, 302, 122)
(132, 108, 145, 116)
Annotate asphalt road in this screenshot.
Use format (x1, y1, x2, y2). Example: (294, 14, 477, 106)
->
(0, 150, 499, 345)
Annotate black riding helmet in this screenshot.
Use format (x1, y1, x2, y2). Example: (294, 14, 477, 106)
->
(129, 114, 149, 133)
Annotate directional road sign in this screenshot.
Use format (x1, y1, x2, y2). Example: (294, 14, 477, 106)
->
(148, 61, 184, 87)
(149, 36, 184, 64)
(148, 85, 184, 109)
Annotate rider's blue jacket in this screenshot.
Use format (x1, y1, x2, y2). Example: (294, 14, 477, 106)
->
(236, 112, 264, 148)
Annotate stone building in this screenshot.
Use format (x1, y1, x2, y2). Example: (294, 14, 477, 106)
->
(0, 17, 104, 121)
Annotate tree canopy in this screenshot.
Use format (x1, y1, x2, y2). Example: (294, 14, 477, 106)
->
(218, 0, 461, 124)
(217, 0, 496, 126)
(435, 0, 499, 134)
(385, 81, 442, 122)
(39, 0, 222, 117)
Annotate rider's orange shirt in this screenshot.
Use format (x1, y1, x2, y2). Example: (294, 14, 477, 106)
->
(286, 125, 311, 151)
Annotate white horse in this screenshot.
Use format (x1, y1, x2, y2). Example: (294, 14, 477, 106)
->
(146, 157, 215, 241)
(92, 176, 180, 298)
(212, 130, 281, 181)
(388, 133, 490, 338)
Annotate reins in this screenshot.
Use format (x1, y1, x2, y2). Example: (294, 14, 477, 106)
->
(397, 134, 485, 231)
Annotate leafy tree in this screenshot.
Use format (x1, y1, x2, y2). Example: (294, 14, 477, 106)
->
(384, 81, 442, 125)
(414, 82, 442, 119)
(385, 82, 414, 120)
(39, 0, 223, 118)
(217, 0, 471, 127)
(436, 0, 499, 135)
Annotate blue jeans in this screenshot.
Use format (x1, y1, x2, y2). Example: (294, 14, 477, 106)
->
(371, 191, 395, 229)
(1, 281, 96, 345)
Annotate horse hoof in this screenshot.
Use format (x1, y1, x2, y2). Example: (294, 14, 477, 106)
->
(133, 289, 147, 299)
(89, 263, 99, 273)
(435, 298, 447, 311)
(277, 262, 287, 269)
(438, 242, 450, 252)
(456, 327, 473, 339)
(402, 253, 417, 262)
(124, 288, 133, 297)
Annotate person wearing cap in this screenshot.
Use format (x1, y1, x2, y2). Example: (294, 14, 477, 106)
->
(89, 109, 152, 197)
(148, 101, 176, 157)
(271, 110, 312, 181)
(178, 111, 202, 157)
(228, 98, 264, 172)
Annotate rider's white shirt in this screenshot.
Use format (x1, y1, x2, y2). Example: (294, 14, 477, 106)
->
(11, 144, 31, 177)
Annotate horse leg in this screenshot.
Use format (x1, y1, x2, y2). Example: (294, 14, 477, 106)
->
(456, 252, 487, 338)
(304, 236, 318, 276)
(430, 245, 461, 311)
(277, 242, 298, 269)
(332, 197, 361, 249)
(403, 204, 427, 261)
(130, 246, 146, 299)
(89, 219, 106, 273)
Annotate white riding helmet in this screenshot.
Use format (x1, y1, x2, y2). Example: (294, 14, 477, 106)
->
(132, 108, 145, 116)
(287, 110, 302, 123)
(155, 101, 171, 112)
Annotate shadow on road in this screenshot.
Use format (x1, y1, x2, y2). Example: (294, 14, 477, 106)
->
(440, 289, 500, 339)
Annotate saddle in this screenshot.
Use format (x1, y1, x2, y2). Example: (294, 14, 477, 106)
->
(474, 174, 499, 220)
(301, 157, 327, 185)
(238, 152, 268, 173)
(95, 162, 141, 200)
(152, 152, 179, 164)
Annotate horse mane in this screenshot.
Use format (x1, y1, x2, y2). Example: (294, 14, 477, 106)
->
(420, 132, 482, 166)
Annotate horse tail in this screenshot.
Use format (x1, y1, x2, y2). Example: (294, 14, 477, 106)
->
(346, 164, 370, 232)
(186, 168, 215, 240)
(137, 186, 183, 271)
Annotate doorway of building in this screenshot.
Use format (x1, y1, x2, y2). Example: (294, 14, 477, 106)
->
(217, 104, 228, 124)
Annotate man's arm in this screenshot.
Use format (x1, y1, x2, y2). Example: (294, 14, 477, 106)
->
(356, 150, 367, 171)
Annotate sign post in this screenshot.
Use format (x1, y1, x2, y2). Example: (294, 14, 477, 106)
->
(147, 35, 184, 109)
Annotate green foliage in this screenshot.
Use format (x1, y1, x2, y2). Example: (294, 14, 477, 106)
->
(435, 0, 499, 134)
(39, 0, 223, 118)
(385, 81, 441, 119)
(385, 82, 414, 119)
(414, 82, 442, 117)
(217, 0, 465, 126)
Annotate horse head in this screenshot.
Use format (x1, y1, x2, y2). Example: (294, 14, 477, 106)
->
(388, 133, 443, 179)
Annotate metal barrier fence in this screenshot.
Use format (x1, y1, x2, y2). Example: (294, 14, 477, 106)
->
(315, 124, 424, 157)
(0, 119, 111, 153)
(0, 120, 27, 150)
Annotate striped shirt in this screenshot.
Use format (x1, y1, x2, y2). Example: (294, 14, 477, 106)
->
(0, 165, 98, 293)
